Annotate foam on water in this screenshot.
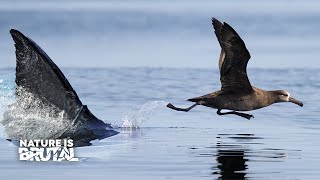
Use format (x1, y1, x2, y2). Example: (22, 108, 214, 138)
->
(121, 101, 168, 128)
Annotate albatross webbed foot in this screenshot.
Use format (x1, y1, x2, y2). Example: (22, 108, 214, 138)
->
(233, 112, 254, 120)
(217, 109, 254, 120)
(167, 103, 198, 112)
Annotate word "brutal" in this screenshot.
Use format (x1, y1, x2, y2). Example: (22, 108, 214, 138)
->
(18, 139, 78, 162)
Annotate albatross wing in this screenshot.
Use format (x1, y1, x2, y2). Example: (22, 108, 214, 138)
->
(211, 18, 253, 93)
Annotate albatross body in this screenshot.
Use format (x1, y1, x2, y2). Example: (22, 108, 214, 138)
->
(167, 18, 303, 119)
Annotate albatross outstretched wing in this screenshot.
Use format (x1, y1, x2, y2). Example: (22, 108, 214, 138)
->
(10, 29, 83, 120)
(211, 18, 253, 93)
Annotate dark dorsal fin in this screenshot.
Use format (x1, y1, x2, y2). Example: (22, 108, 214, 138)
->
(10, 29, 83, 120)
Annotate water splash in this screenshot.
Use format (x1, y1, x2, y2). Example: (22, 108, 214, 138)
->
(0, 79, 15, 109)
(0, 79, 15, 138)
(121, 101, 168, 128)
(1, 87, 72, 139)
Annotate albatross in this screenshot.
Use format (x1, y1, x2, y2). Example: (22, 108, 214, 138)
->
(167, 17, 303, 120)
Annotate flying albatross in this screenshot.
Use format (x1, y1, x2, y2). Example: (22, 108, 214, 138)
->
(167, 18, 303, 119)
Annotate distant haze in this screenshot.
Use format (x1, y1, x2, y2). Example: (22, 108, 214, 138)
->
(0, 0, 319, 68)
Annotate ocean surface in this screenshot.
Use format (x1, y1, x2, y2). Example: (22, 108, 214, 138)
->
(0, 67, 319, 179)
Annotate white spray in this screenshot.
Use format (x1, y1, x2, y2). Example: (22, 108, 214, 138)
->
(121, 101, 168, 129)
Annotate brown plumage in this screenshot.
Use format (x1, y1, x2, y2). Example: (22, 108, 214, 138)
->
(167, 17, 303, 119)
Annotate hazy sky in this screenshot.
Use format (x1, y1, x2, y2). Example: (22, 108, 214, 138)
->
(0, 0, 319, 68)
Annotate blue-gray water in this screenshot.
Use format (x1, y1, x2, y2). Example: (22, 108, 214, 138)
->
(0, 68, 319, 179)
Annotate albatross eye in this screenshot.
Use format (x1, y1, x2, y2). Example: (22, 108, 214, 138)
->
(283, 94, 288, 97)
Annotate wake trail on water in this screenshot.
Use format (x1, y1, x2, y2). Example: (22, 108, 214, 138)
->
(121, 101, 168, 129)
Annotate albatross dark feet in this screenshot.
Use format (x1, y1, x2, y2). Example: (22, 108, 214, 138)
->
(167, 103, 198, 112)
(217, 109, 254, 120)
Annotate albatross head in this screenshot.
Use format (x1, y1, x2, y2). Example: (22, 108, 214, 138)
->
(273, 90, 303, 107)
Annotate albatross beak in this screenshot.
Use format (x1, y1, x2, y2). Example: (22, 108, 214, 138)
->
(289, 97, 303, 107)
